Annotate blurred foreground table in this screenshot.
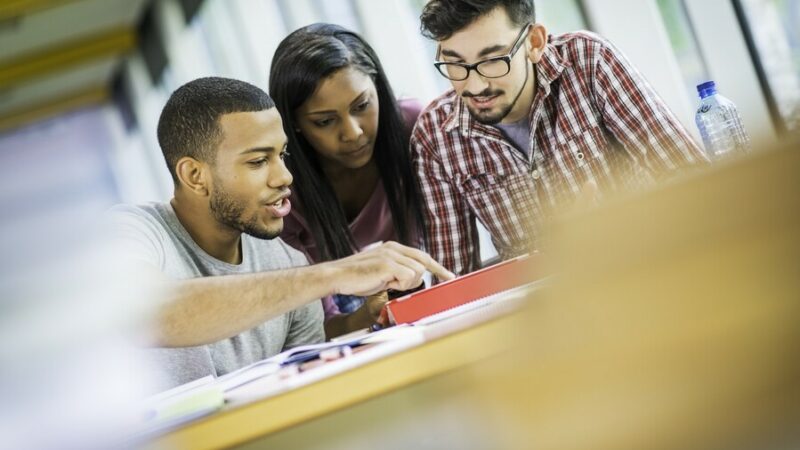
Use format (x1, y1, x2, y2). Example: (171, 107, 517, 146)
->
(152, 142, 800, 450)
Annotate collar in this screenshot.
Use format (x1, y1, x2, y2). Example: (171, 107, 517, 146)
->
(443, 36, 571, 136)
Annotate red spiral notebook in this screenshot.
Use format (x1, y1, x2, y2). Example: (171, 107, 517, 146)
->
(385, 254, 540, 325)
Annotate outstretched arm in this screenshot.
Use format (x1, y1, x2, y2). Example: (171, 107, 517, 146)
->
(148, 242, 453, 347)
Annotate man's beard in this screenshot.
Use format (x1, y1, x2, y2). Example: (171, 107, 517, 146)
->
(209, 182, 280, 240)
(464, 90, 515, 125)
(463, 62, 531, 125)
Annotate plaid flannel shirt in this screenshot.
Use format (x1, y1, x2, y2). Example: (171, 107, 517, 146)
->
(411, 31, 707, 276)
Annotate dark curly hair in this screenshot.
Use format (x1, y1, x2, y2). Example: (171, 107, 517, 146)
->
(420, 0, 536, 40)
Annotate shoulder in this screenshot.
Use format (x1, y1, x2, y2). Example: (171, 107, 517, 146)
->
(279, 199, 314, 257)
(411, 90, 459, 143)
(106, 202, 171, 238)
(550, 31, 613, 52)
(107, 202, 157, 220)
(549, 31, 618, 68)
(280, 199, 309, 237)
(397, 98, 423, 125)
(418, 90, 458, 123)
(104, 202, 172, 267)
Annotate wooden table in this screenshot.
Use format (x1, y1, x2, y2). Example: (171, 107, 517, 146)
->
(149, 289, 533, 450)
(152, 141, 800, 450)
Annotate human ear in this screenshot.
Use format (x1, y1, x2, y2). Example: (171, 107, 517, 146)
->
(175, 156, 210, 196)
(526, 23, 548, 64)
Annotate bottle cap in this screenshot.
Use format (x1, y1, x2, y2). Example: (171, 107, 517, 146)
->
(697, 81, 717, 99)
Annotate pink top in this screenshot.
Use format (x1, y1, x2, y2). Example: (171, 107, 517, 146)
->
(282, 180, 398, 261)
(283, 181, 420, 317)
(281, 98, 423, 318)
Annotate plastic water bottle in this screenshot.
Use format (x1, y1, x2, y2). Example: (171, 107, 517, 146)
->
(695, 81, 750, 159)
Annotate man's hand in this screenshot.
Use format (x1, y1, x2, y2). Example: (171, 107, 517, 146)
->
(322, 242, 455, 297)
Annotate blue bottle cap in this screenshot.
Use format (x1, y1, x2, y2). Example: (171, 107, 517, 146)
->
(697, 81, 717, 99)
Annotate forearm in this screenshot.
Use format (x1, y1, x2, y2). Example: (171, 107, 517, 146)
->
(146, 242, 453, 347)
(152, 264, 336, 348)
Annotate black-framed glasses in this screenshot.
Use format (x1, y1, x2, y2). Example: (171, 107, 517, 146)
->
(434, 24, 532, 81)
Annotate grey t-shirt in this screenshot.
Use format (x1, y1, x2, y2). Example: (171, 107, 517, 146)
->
(108, 202, 324, 390)
(495, 117, 532, 158)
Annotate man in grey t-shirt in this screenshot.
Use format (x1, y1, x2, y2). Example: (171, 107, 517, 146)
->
(110, 202, 325, 388)
(110, 78, 454, 391)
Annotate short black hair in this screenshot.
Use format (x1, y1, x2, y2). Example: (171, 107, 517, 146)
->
(156, 77, 275, 184)
(420, 0, 536, 40)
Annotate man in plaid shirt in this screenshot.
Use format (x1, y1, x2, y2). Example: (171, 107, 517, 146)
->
(412, 0, 707, 276)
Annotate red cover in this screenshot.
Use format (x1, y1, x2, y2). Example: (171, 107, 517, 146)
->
(385, 254, 538, 324)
